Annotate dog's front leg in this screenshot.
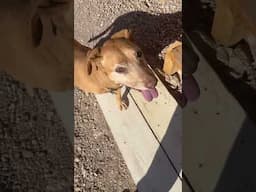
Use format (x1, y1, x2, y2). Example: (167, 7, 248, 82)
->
(115, 88, 128, 111)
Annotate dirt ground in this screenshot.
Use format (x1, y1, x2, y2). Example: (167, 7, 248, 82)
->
(74, 0, 181, 191)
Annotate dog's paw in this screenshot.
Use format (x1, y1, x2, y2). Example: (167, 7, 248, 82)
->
(119, 101, 128, 111)
(120, 102, 128, 111)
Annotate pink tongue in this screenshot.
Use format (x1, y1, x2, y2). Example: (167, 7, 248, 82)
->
(141, 88, 158, 102)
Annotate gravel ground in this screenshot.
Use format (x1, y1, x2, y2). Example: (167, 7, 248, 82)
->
(74, 90, 136, 192)
(0, 72, 73, 192)
(74, 0, 181, 191)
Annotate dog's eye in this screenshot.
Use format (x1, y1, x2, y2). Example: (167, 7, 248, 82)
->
(136, 51, 143, 58)
(115, 66, 127, 73)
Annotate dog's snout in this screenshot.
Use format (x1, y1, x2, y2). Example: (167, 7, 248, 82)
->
(145, 76, 157, 89)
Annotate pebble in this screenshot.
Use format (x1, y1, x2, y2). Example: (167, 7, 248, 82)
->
(22, 150, 33, 158)
(75, 158, 80, 163)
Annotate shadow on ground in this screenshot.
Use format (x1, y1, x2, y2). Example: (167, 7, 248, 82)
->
(214, 117, 256, 192)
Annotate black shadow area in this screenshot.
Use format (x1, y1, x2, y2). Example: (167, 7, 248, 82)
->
(214, 117, 256, 192)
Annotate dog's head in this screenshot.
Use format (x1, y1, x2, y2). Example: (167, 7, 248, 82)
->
(88, 29, 157, 92)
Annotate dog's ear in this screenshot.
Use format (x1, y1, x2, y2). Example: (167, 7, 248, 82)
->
(87, 62, 93, 75)
(87, 48, 102, 75)
(111, 29, 132, 40)
(91, 48, 103, 65)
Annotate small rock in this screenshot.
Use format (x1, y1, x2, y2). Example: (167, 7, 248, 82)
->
(22, 150, 33, 158)
(93, 172, 98, 177)
(75, 158, 80, 163)
(46, 111, 54, 120)
(123, 189, 131, 192)
(76, 146, 82, 153)
(31, 140, 37, 145)
(14, 152, 20, 159)
(144, 0, 151, 7)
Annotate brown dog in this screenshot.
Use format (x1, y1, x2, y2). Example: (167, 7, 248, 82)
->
(212, 0, 256, 62)
(163, 41, 182, 82)
(156, 41, 182, 91)
(158, 39, 200, 102)
(74, 29, 158, 110)
(0, 1, 73, 92)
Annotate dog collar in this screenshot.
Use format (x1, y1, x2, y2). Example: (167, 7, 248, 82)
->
(107, 85, 122, 94)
